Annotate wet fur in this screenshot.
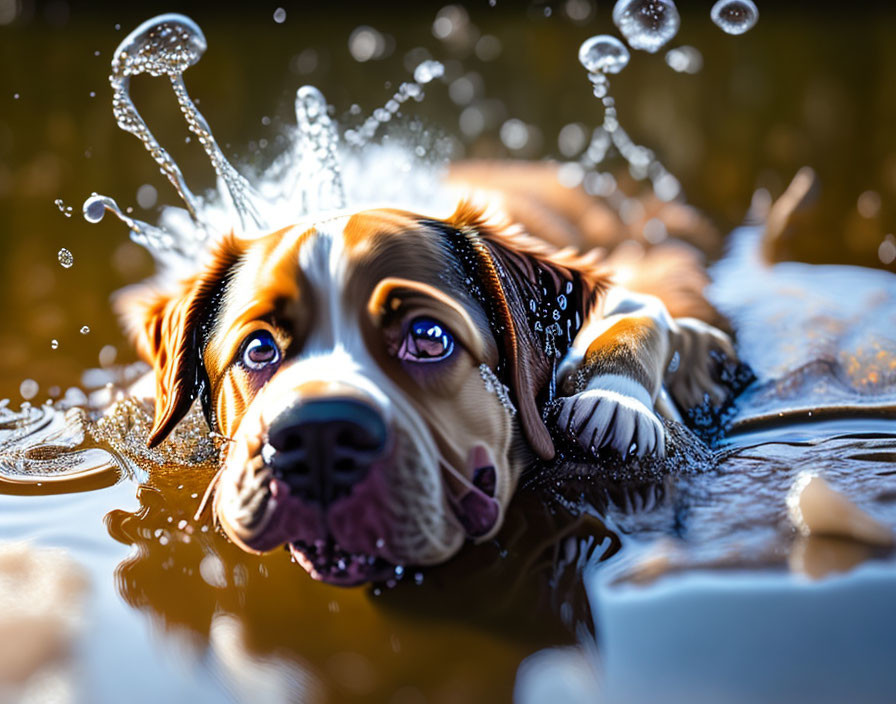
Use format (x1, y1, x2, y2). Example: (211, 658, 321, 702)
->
(116, 160, 735, 576)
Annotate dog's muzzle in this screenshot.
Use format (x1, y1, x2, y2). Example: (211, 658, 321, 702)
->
(264, 397, 389, 504)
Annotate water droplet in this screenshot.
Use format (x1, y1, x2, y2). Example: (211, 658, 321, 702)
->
(879, 234, 896, 265)
(500, 119, 530, 150)
(50, 339, 59, 350)
(665, 45, 703, 74)
(57, 248, 74, 268)
(413, 59, 444, 85)
(710, 0, 758, 35)
(19, 379, 39, 401)
(99, 345, 117, 367)
(578, 35, 630, 75)
(80, 326, 90, 335)
(612, 0, 680, 53)
(273, 7, 287, 24)
(348, 25, 386, 63)
(136, 183, 158, 209)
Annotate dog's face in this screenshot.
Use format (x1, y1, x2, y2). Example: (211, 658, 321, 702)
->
(120, 204, 605, 585)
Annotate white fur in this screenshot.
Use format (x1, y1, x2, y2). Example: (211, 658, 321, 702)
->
(555, 373, 665, 459)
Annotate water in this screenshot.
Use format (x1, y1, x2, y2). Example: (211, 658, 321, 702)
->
(664, 45, 703, 74)
(577, 34, 681, 211)
(57, 247, 74, 268)
(578, 35, 630, 76)
(613, 0, 681, 54)
(344, 59, 444, 147)
(711, 0, 759, 35)
(87, 12, 449, 267)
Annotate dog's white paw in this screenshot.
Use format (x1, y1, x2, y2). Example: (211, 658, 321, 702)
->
(554, 381, 665, 460)
(669, 318, 737, 410)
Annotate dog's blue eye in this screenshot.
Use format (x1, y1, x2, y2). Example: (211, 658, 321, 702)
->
(399, 317, 455, 363)
(242, 330, 281, 371)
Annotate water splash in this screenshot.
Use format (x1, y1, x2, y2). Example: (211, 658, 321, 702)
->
(54, 198, 73, 218)
(83, 193, 178, 257)
(613, 0, 680, 54)
(112, 14, 266, 232)
(87, 14, 451, 267)
(345, 60, 444, 147)
(108, 14, 205, 223)
(578, 35, 630, 89)
(293, 86, 345, 212)
(0, 403, 123, 487)
(711, 0, 759, 35)
(577, 34, 681, 203)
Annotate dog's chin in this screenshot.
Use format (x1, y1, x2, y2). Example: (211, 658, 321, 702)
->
(215, 482, 396, 586)
(287, 541, 397, 586)
(214, 465, 455, 587)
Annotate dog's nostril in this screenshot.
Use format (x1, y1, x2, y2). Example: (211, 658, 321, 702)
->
(334, 458, 354, 475)
(336, 425, 382, 453)
(268, 424, 304, 453)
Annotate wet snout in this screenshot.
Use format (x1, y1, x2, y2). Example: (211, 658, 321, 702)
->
(265, 393, 389, 504)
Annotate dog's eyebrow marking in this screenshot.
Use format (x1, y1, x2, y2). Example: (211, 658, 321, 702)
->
(214, 225, 311, 335)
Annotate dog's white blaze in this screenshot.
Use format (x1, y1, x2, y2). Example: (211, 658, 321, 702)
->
(246, 219, 463, 562)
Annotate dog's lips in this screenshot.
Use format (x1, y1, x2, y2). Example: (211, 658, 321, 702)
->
(444, 445, 502, 538)
(288, 540, 397, 586)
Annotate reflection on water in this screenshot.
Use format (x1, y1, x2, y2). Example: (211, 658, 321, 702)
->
(0, 220, 892, 701)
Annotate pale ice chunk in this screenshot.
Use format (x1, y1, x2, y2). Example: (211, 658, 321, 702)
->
(612, 0, 680, 54)
(711, 0, 758, 35)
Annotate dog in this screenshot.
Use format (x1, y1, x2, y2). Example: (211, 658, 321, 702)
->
(117, 160, 736, 586)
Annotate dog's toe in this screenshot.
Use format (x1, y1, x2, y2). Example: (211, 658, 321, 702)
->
(554, 388, 666, 460)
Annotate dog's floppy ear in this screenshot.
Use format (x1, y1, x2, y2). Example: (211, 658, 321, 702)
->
(447, 201, 610, 460)
(114, 236, 245, 447)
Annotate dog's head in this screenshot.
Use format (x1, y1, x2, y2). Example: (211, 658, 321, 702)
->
(118, 203, 607, 585)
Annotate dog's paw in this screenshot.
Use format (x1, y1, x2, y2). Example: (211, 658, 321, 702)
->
(554, 380, 665, 460)
(668, 318, 738, 410)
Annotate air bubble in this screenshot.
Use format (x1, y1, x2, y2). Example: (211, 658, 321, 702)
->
(613, 0, 680, 53)
(710, 0, 758, 35)
(80, 326, 90, 335)
(50, 339, 59, 350)
(273, 7, 287, 24)
(57, 248, 74, 268)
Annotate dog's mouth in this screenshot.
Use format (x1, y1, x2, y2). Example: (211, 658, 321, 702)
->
(287, 539, 397, 586)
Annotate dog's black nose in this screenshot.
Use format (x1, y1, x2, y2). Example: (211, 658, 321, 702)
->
(266, 398, 388, 503)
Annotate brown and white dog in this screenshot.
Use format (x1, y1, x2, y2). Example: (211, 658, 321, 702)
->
(118, 161, 735, 585)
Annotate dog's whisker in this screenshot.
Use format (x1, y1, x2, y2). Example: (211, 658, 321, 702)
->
(194, 465, 225, 522)
(437, 454, 477, 494)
